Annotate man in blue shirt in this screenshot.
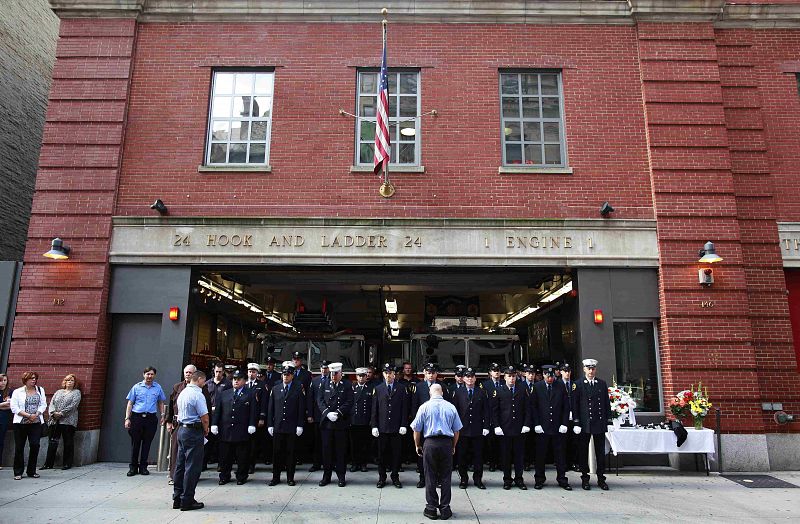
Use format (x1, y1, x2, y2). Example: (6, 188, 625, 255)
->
(411, 384, 462, 521)
(124, 366, 167, 477)
(172, 370, 209, 512)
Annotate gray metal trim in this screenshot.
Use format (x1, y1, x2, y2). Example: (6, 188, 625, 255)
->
(0, 262, 22, 372)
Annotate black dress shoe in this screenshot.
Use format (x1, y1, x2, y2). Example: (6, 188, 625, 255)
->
(248, 467, 255, 474)
(393, 479, 403, 488)
(360, 465, 368, 472)
(219, 479, 229, 485)
(377, 480, 386, 488)
(399, 466, 405, 472)
(319, 478, 331, 487)
(268, 479, 280, 486)
(534, 483, 544, 490)
(417, 479, 425, 488)
(598, 481, 609, 491)
(349, 464, 358, 473)
(503, 482, 512, 490)
(440, 507, 453, 521)
(475, 480, 486, 490)
(139, 468, 150, 476)
(287, 480, 296, 486)
(309, 465, 320, 472)
(173, 499, 181, 509)
(41, 465, 53, 470)
(180, 501, 204, 511)
(582, 480, 591, 491)
(459, 479, 468, 489)
(423, 507, 439, 520)
(560, 483, 573, 491)
(516, 480, 528, 490)
(338, 480, 346, 487)
(127, 469, 137, 477)
(524, 465, 532, 471)
(62, 465, 72, 470)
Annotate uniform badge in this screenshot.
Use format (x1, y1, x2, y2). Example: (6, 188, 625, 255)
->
(492, 390, 497, 398)
(572, 383, 577, 391)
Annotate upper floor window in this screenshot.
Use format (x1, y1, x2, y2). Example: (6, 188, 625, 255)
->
(356, 70, 420, 166)
(206, 71, 274, 166)
(500, 71, 566, 167)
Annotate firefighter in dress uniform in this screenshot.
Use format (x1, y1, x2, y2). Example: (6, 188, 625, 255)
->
(573, 358, 611, 491)
(530, 364, 572, 490)
(350, 367, 374, 472)
(371, 363, 409, 488)
(317, 362, 354, 487)
(482, 362, 504, 472)
(307, 360, 330, 472)
(492, 365, 532, 490)
(211, 369, 257, 486)
(452, 367, 489, 490)
(266, 361, 306, 486)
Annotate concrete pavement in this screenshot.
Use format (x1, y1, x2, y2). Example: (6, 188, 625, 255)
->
(0, 463, 799, 523)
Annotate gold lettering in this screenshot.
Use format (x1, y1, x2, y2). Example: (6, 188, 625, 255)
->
(174, 234, 190, 247)
(53, 298, 65, 306)
(485, 237, 490, 248)
(231, 235, 242, 246)
(295, 235, 304, 247)
(321, 235, 328, 247)
(588, 237, 593, 249)
(270, 236, 280, 247)
(207, 235, 216, 246)
(564, 237, 572, 248)
(283, 235, 292, 247)
(378, 236, 387, 248)
(243, 235, 253, 247)
(516, 237, 527, 248)
(795, 239, 799, 251)
(531, 236, 540, 248)
(506, 236, 514, 248)
(331, 236, 341, 247)
(368, 235, 376, 248)
(550, 236, 559, 248)
(218, 235, 229, 246)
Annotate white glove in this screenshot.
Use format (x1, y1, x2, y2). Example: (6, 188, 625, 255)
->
(534, 425, 544, 434)
(268, 427, 274, 436)
(372, 428, 380, 437)
(521, 425, 531, 434)
(482, 429, 489, 437)
(326, 412, 338, 422)
(494, 427, 504, 436)
(399, 426, 407, 436)
(210, 425, 218, 435)
(573, 426, 582, 435)
(558, 425, 568, 434)
(296, 426, 303, 437)
(247, 425, 256, 435)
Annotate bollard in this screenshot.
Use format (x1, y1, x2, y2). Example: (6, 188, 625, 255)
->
(715, 408, 722, 474)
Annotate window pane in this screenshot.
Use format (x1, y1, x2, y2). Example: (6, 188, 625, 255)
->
(233, 96, 252, 117)
(614, 322, 660, 413)
(523, 122, 541, 142)
(542, 97, 560, 118)
(360, 73, 378, 94)
(248, 143, 266, 164)
(254, 74, 273, 95)
(360, 120, 376, 141)
(234, 73, 254, 95)
(399, 143, 415, 163)
(543, 122, 560, 142)
(215, 73, 234, 95)
(521, 74, 539, 95)
(231, 121, 249, 141)
(522, 98, 540, 118)
(524, 144, 543, 165)
(504, 121, 521, 142)
(359, 96, 376, 117)
(212, 121, 230, 140)
(212, 96, 232, 118)
(502, 97, 519, 118)
(251, 121, 268, 141)
(399, 96, 416, 117)
(389, 97, 397, 117)
(399, 73, 417, 94)
(540, 74, 559, 95)
(544, 144, 561, 164)
(229, 143, 247, 163)
(253, 97, 271, 118)
(505, 143, 522, 164)
(210, 143, 227, 163)
(399, 120, 416, 139)
(387, 74, 397, 93)
(359, 143, 374, 164)
(500, 74, 518, 95)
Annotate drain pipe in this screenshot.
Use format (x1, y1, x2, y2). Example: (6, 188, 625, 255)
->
(715, 408, 723, 474)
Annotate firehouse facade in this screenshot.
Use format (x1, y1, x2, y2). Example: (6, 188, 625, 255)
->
(7, 1, 800, 469)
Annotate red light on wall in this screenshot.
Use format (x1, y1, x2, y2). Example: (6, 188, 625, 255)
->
(593, 309, 604, 324)
(169, 307, 180, 321)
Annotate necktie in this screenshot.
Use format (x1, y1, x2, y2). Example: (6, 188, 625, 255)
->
(511, 387, 515, 395)
(547, 384, 552, 399)
(468, 389, 473, 401)
(388, 384, 392, 395)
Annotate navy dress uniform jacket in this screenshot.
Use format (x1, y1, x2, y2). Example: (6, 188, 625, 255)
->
(308, 375, 329, 422)
(410, 380, 450, 415)
(351, 382, 374, 426)
(491, 384, 532, 436)
(573, 378, 611, 434)
(529, 381, 571, 434)
(371, 382, 409, 433)
(262, 370, 281, 388)
(212, 387, 258, 442)
(452, 386, 490, 438)
(267, 382, 306, 434)
(294, 368, 313, 392)
(317, 380, 354, 430)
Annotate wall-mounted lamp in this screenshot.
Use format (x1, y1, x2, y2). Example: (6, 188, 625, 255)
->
(593, 309, 604, 324)
(390, 328, 400, 337)
(43, 238, 71, 260)
(388, 318, 399, 330)
(600, 202, 615, 217)
(385, 297, 398, 314)
(150, 199, 168, 215)
(169, 307, 180, 321)
(698, 241, 722, 263)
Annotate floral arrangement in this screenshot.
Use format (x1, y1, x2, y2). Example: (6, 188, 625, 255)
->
(670, 383, 712, 429)
(668, 389, 694, 419)
(608, 384, 637, 424)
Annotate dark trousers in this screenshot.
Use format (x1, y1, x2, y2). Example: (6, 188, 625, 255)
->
(128, 412, 157, 471)
(534, 433, 568, 485)
(423, 436, 453, 512)
(219, 440, 249, 482)
(321, 428, 348, 481)
(377, 432, 402, 481)
(204, 431, 219, 466)
(272, 432, 297, 481)
(13, 422, 42, 477)
(349, 425, 371, 466)
(299, 421, 314, 463)
(579, 432, 607, 482)
(499, 434, 525, 482)
(402, 427, 415, 463)
(456, 435, 483, 481)
(564, 424, 579, 467)
(0, 417, 10, 464)
(311, 422, 322, 467)
(173, 427, 204, 506)
(44, 423, 76, 467)
(249, 430, 263, 470)
(168, 427, 179, 478)
(485, 432, 498, 467)
(524, 432, 536, 466)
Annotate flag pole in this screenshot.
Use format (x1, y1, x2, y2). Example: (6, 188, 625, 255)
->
(378, 7, 395, 198)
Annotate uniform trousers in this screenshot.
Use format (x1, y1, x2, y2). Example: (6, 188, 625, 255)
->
(168, 427, 179, 478)
(272, 432, 297, 481)
(172, 427, 204, 506)
(249, 431, 263, 470)
(320, 428, 348, 481)
(349, 425, 371, 466)
(423, 436, 453, 512)
(219, 440, 250, 482)
(13, 422, 42, 477)
(204, 431, 219, 466)
(564, 423, 579, 468)
(534, 433, 568, 485)
(499, 434, 526, 482)
(376, 432, 402, 481)
(484, 433, 498, 468)
(128, 412, 158, 471)
(524, 432, 536, 467)
(578, 432, 607, 481)
(310, 422, 322, 467)
(456, 435, 483, 481)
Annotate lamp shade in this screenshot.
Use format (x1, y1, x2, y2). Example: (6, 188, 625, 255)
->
(43, 238, 70, 260)
(698, 241, 722, 263)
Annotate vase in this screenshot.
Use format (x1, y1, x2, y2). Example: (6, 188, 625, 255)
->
(612, 418, 622, 430)
(693, 416, 704, 430)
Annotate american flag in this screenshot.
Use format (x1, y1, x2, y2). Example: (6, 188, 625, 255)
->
(373, 22, 390, 176)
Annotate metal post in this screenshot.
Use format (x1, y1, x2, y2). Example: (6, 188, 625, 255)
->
(715, 408, 722, 474)
(156, 424, 169, 471)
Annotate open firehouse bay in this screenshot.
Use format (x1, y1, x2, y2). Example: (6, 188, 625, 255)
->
(189, 267, 576, 375)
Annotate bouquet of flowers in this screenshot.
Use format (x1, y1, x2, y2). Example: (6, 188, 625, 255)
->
(670, 383, 712, 429)
(608, 384, 637, 425)
(668, 389, 694, 420)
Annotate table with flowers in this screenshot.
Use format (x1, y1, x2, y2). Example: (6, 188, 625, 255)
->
(604, 426, 716, 475)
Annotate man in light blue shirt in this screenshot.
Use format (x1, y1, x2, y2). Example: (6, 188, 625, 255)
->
(124, 366, 167, 477)
(411, 384, 462, 521)
(173, 370, 209, 512)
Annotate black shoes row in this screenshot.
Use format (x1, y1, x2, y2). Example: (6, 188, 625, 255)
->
(127, 467, 150, 477)
(172, 499, 204, 511)
(40, 465, 72, 470)
(376, 478, 403, 488)
(424, 506, 453, 521)
(458, 478, 486, 490)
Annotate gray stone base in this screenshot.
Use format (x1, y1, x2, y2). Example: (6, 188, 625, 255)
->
(766, 433, 800, 470)
(1, 429, 99, 468)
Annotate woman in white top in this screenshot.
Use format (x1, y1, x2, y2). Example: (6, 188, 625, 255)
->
(10, 371, 47, 480)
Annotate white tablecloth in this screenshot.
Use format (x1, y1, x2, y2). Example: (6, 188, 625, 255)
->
(605, 427, 715, 456)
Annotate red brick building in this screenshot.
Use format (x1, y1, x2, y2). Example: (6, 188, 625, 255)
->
(7, 0, 800, 469)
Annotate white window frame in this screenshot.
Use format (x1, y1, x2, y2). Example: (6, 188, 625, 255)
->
(499, 70, 567, 167)
(205, 70, 274, 166)
(355, 69, 421, 167)
(612, 319, 664, 416)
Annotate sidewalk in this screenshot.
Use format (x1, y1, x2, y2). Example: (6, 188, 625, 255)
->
(1, 463, 798, 523)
